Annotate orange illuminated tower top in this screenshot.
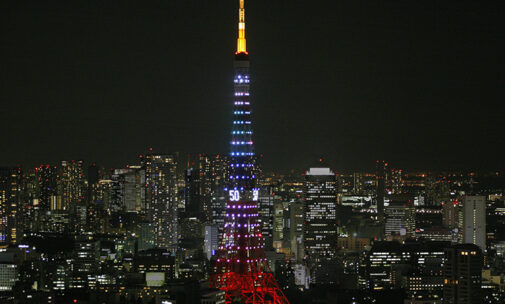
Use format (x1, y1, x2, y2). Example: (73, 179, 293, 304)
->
(236, 0, 247, 54)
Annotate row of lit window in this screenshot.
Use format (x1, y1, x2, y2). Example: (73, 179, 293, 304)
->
(233, 120, 251, 125)
(229, 174, 256, 179)
(233, 111, 251, 115)
(225, 213, 258, 217)
(226, 205, 256, 209)
(216, 258, 265, 263)
(234, 92, 250, 96)
(224, 223, 259, 227)
(223, 233, 262, 238)
(231, 131, 253, 135)
(234, 79, 250, 84)
(223, 187, 247, 192)
(231, 141, 253, 145)
(230, 163, 254, 167)
(230, 152, 255, 156)
(219, 245, 263, 250)
(234, 102, 250, 105)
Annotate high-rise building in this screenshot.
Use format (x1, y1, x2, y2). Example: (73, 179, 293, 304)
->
(352, 172, 364, 195)
(303, 167, 337, 263)
(0, 167, 21, 244)
(198, 154, 214, 223)
(35, 165, 59, 232)
(384, 201, 416, 238)
(443, 244, 483, 304)
(112, 167, 145, 213)
(273, 200, 285, 251)
(20, 170, 40, 234)
(210, 1, 288, 302)
(258, 186, 275, 251)
(289, 200, 304, 262)
(36, 165, 58, 212)
(185, 167, 202, 219)
(142, 153, 178, 250)
(210, 154, 228, 230)
(204, 225, 219, 260)
(59, 160, 86, 232)
(442, 199, 461, 229)
(462, 196, 486, 251)
(59, 160, 85, 212)
(376, 160, 387, 222)
(391, 169, 403, 195)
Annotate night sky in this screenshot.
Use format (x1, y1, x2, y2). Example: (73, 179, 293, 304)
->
(1, 0, 504, 172)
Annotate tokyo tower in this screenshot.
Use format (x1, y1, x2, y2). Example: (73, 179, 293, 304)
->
(209, 1, 290, 303)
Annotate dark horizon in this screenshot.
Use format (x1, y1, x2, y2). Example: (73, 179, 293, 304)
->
(1, 0, 504, 173)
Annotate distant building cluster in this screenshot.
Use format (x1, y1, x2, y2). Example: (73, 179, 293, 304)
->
(1, 158, 504, 303)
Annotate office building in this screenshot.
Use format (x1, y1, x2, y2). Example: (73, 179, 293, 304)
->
(463, 196, 486, 251)
(204, 225, 219, 260)
(443, 244, 483, 304)
(303, 167, 337, 262)
(384, 201, 416, 238)
(142, 153, 178, 250)
(0, 167, 21, 244)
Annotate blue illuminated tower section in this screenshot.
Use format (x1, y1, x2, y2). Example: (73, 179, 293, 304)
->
(210, 1, 289, 303)
(230, 54, 255, 192)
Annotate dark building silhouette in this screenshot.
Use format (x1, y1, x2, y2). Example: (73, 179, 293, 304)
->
(376, 160, 387, 223)
(443, 244, 483, 304)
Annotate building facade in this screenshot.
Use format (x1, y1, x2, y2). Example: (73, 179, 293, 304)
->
(303, 167, 337, 262)
(142, 153, 178, 250)
(462, 196, 486, 251)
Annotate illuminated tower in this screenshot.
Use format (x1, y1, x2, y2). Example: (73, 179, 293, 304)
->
(210, 1, 289, 303)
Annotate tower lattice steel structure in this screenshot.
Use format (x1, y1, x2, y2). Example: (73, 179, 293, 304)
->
(209, 1, 289, 303)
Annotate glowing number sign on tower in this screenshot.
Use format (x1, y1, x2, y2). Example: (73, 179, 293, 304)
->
(209, 1, 289, 303)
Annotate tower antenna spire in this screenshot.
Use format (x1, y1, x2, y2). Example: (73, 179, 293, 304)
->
(236, 0, 247, 54)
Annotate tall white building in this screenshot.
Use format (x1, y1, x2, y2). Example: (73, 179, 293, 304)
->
(463, 196, 486, 251)
(303, 167, 337, 262)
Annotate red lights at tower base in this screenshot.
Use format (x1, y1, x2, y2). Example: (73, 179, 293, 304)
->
(210, 272, 289, 304)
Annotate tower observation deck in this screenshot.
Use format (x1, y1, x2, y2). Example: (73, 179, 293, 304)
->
(209, 1, 289, 303)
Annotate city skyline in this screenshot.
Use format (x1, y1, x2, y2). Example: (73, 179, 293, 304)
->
(1, 1, 505, 302)
(1, 0, 504, 172)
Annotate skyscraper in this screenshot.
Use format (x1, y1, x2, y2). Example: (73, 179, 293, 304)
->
(0, 167, 21, 244)
(111, 166, 146, 213)
(258, 186, 275, 251)
(59, 160, 86, 232)
(303, 167, 337, 263)
(443, 244, 483, 304)
(59, 160, 85, 212)
(142, 153, 178, 250)
(210, 154, 228, 230)
(376, 160, 387, 222)
(462, 196, 486, 251)
(36, 165, 58, 232)
(210, 1, 288, 303)
(184, 167, 202, 219)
